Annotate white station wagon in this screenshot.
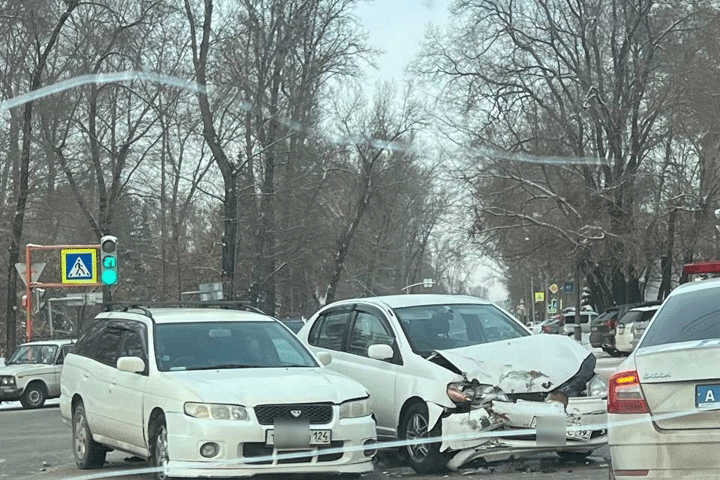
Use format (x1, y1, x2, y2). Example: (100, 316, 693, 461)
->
(0, 339, 75, 409)
(60, 306, 376, 478)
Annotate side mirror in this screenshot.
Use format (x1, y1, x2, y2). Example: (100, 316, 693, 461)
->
(117, 356, 146, 373)
(368, 344, 394, 361)
(316, 351, 332, 366)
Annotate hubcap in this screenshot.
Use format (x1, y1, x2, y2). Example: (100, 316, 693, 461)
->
(405, 413, 429, 462)
(28, 389, 41, 405)
(74, 412, 88, 460)
(154, 424, 170, 479)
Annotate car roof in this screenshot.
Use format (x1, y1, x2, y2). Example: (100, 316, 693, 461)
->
(667, 276, 720, 297)
(19, 338, 75, 347)
(324, 294, 493, 310)
(627, 305, 661, 313)
(98, 308, 274, 325)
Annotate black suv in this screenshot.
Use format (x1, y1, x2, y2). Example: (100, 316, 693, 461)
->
(589, 301, 661, 356)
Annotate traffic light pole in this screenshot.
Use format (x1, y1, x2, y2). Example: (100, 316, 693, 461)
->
(23, 243, 105, 341)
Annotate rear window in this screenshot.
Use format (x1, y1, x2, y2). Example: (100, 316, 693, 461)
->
(618, 311, 642, 326)
(640, 289, 720, 348)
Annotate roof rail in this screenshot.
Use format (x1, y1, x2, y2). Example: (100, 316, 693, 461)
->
(104, 303, 154, 319)
(103, 301, 266, 316)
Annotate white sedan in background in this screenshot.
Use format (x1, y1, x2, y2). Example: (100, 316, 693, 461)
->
(609, 269, 720, 479)
(298, 294, 608, 473)
(614, 305, 660, 354)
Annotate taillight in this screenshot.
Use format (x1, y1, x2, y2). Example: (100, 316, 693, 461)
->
(607, 319, 617, 329)
(608, 370, 649, 414)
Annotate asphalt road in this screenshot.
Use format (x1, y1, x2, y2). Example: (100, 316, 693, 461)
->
(1, 351, 622, 480)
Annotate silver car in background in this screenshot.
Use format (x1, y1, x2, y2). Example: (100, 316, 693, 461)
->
(608, 274, 720, 479)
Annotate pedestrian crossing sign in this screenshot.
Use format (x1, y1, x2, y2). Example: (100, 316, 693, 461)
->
(61, 248, 98, 284)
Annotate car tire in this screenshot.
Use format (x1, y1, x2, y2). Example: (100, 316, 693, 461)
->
(20, 383, 46, 409)
(557, 451, 593, 462)
(399, 402, 448, 474)
(72, 402, 106, 469)
(149, 414, 173, 480)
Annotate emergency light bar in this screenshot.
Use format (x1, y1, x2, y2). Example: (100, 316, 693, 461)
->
(682, 261, 720, 276)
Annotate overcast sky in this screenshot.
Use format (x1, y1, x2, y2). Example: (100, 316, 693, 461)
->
(356, 0, 452, 86)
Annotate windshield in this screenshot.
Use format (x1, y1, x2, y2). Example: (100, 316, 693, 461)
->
(394, 304, 529, 355)
(154, 321, 317, 371)
(7, 344, 57, 365)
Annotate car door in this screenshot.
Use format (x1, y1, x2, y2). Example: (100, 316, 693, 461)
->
(108, 321, 149, 450)
(49, 345, 72, 397)
(344, 305, 400, 438)
(86, 324, 124, 440)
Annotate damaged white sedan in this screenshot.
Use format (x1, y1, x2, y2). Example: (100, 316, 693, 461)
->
(297, 294, 607, 473)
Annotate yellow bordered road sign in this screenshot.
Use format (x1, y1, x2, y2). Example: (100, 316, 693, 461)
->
(61, 248, 98, 284)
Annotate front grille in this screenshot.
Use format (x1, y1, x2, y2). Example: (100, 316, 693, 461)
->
(242, 441, 344, 464)
(254, 403, 333, 425)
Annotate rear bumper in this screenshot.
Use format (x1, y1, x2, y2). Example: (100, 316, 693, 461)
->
(609, 412, 720, 478)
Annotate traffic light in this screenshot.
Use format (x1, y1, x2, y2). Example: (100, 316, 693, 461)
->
(100, 235, 118, 286)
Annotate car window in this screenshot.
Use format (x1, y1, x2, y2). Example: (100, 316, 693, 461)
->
(120, 329, 146, 360)
(310, 311, 351, 352)
(7, 344, 58, 365)
(641, 289, 720, 348)
(95, 327, 124, 366)
(348, 312, 394, 357)
(154, 321, 317, 371)
(394, 303, 528, 355)
(618, 311, 642, 325)
(73, 321, 106, 358)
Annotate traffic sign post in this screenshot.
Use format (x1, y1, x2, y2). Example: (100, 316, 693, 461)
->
(22, 242, 112, 341)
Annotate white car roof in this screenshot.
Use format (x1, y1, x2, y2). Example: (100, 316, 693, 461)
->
(98, 308, 274, 325)
(667, 276, 720, 297)
(324, 294, 492, 310)
(627, 305, 661, 313)
(19, 338, 75, 347)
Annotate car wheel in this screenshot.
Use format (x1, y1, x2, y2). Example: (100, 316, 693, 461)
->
(73, 402, 106, 469)
(399, 402, 448, 473)
(557, 451, 593, 462)
(20, 383, 46, 409)
(150, 414, 172, 480)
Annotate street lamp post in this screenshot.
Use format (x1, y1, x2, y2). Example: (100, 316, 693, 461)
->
(401, 278, 434, 294)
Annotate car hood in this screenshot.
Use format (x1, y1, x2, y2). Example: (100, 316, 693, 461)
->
(0, 364, 54, 376)
(165, 367, 368, 405)
(430, 334, 592, 394)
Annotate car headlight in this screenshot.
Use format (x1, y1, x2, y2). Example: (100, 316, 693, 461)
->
(0, 376, 16, 387)
(339, 397, 372, 418)
(586, 375, 608, 398)
(447, 382, 508, 405)
(184, 402, 248, 420)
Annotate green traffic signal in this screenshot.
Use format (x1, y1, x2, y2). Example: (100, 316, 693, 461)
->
(101, 266, 118, 285)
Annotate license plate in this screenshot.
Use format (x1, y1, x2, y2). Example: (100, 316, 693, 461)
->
(696, 384, 720, 408)
(591, 326, 598, 331)
(566, 424, 591, 441)
(265, 429, 331, 446)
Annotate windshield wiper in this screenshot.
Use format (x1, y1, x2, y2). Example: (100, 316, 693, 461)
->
(191, 364, 264, 370)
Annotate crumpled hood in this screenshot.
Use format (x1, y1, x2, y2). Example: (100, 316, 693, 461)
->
(164, 367, 368, 406)
(431, 334, 593, 394)
(0, 364, 54, 377)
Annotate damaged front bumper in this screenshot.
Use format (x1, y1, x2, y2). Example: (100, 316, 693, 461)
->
(439, 396, 607, 470)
